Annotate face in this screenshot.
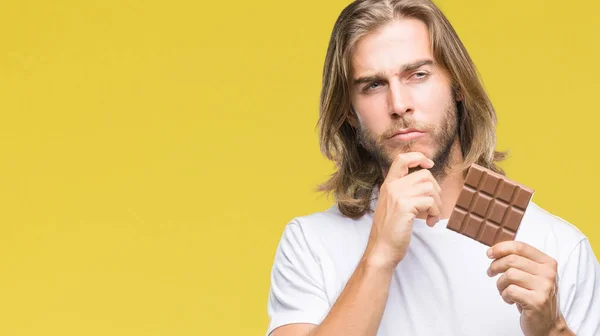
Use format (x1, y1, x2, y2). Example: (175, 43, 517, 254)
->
(349, 19, 460, 179)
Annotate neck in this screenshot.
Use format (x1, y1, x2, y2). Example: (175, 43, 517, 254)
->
(436, 162, 466, 220)
(419, 138, 466, 220)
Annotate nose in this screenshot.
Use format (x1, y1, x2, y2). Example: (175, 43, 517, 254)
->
(388, 80, 414, 118)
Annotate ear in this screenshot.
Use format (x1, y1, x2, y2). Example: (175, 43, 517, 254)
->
(347, 106, 359, 128)
(453, 84, 464, 102)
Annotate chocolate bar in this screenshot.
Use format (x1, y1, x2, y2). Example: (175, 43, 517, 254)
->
(447, 164, 534, 246)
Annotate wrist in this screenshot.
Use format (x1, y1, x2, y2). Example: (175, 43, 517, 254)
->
(361, 249, 398, 273)
(548, 316, 574, 336)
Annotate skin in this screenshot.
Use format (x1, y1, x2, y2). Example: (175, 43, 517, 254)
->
(271, 19, 574, 336)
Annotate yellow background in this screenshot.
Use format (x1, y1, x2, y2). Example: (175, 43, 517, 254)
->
(0, 0, 598, 335)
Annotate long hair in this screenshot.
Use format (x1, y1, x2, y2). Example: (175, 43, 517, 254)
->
(317, 0, 507, 219)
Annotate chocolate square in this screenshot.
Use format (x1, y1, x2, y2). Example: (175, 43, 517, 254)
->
(446, 164, 534, 246)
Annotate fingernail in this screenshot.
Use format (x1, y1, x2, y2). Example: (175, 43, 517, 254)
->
(486, 268, 491, 277)
(486, 248, 493, 258)
(429, 159, 435, 165)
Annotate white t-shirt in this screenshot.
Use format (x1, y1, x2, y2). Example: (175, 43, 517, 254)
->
(266, 194, 600, 335)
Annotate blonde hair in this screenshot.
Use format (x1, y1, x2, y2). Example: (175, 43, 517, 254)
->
(317, 0, 507, 219)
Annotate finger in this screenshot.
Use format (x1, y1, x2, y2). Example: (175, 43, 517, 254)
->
(430, 191, 442, 219)
(386, 179, 442, 227)
(426, 188, 442, 227)
(488, 241, 551, 264)
(399, 170, 442, 227)
(407, 196, 440, 223)
(501, 284, 548, 311)
(501, 284, 534, 306)
(426, 214, 440, 227)
(394, 170, 443, 218)
(399, 169, 442, 194)
(395, 180, 442, 206)
(496, 268, 538, 294)
(386, 152, 434, 181)
(407, 171, 442, 226)
(487, 254, 542, 277)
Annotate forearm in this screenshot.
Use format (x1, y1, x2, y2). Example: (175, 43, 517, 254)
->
(310, 256, 395, 336)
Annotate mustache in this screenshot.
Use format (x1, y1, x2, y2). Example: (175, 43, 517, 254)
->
(379, 118, 433, 141)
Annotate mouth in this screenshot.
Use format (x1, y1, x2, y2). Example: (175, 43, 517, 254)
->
(389, 129, 426, 141)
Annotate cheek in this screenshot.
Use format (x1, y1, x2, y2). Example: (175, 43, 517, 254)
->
(411, 83, 453, 124)
(354, 95, 389, 132)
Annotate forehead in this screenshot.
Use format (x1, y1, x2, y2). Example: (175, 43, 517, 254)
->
(351, 19, 433, 75)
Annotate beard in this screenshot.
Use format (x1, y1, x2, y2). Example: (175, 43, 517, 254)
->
(356, 100, 460, 182)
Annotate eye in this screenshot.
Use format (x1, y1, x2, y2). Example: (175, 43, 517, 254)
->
(365, 81, 384, 91)
(412, 71, 429, 80)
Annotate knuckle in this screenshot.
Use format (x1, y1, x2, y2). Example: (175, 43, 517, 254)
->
(516, 242, 526, 255)
(502, 284, 517, 301)
(424, 169, 434, 179)
(488, 262, 498, 274)
(533, 294, 547, 309)
(395, 198, 409, 211)
(505, 268, 516, 280)
(508, 255, 519, 268)
(541, 260, 558, 281)
(415, 169, 430, 180)
(493, 245, 504, 255)
(542, 280, 554, 294)
(504, 284, 516, 296)
(496, 278, 504, 292)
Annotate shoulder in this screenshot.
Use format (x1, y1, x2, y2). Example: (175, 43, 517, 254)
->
(518, 201, 587, 266)
(288, 204, 371, 241)
(276, 204, 371, 263)
(520, 202, 586, 244)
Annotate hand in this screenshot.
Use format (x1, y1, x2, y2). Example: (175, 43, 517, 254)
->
(363, 152, 442, 270)
(487, 241, 572, 336)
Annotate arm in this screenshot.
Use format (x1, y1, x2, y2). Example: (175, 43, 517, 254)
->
(558, 238, 600, 335)
(272, 256, 394, 336)
(310, 256, 394, 335)
(268, 153, 441, 336)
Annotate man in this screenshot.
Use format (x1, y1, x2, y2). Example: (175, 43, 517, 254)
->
(266, 0, 600, 335)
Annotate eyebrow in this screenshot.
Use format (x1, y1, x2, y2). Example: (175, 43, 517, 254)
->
(352, 59, 434, 86)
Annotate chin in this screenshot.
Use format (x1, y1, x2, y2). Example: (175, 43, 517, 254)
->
(388, 146, 434, 160)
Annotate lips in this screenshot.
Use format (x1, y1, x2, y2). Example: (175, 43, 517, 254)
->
(390, 128, 424, 138)
(386, 128, 427, 142)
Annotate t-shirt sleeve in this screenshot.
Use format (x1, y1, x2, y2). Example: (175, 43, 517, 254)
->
(559, 238, 600, 335)
(265, 220, 330, 336)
